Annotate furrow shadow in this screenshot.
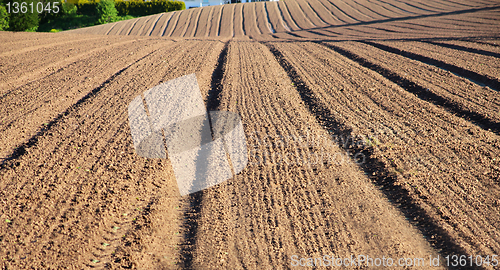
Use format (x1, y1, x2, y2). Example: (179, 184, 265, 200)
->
(0, 50, 158, 169)
(319, 41, 500, 135)
(423, 40, 500, 59)
(262, 41, 477, 270)
(180, 41, 229, 268)
(361, 40, 500, 92)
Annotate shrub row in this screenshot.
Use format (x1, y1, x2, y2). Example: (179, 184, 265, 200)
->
(77, 0, 185, 17)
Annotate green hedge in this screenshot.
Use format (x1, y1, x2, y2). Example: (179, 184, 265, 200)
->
(77, 0, 184, 17)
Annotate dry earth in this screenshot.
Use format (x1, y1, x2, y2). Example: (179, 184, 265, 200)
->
(1, 0, 499, 269)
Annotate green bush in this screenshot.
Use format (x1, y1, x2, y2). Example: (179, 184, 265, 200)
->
(77, 0, 184, 18)
(0, 4, 9, 30)
(96, 0, 117, 24)
(7, 0, 40, 31)
(62, 2, 77, 15)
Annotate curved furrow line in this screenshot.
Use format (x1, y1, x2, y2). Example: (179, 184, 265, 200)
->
(163, 11, 181, 37)
(179, 8, 197, 38)
(373, 0, 424, 15)
(189, 39, 441, 269)
(253, 3, 270, 35)
(306, 0, 347, 25)
(115, 19, 138, 36)
(392, 0, 440, 13)
(150, 12, 172, 36)
(283, 0, 315, 29)
(327, 40, 500, 135)
(126, 16, 149, 36)
(318, 0, 361, 24)
(128, 16, 149, 36)
(208, 5, 223, 37)
(171, 8, 192, 37)
(270, 40, 500, 258)
(0, 46, 169, 267)
(107, 19, 130, 35)
(233, 4, 246, 36)
(295, 0, 328, 27)
(219, 4, 235, 37)
(364, 0, 415, 16)
(264, 2, 286, 33)
(367, 40, 500, 91)
(429, 0, 475, 8)
(259, 3, 275, 34)
(187, 8, 202, 37)
(193, 6, 212, 37)
(142, 13, 163, 36)
(424, 40, 500, 59)
(99, 21, 119, 35)
(202, 6, 216, 37)
(241, 3, 260, 36)
(276, 1, 301, 31)
(0, 41, 213, 268)
(179, 40, 228, 269)
(349, 0, 391, 19)
(0, 35, 103, 57)
(324, 0, 372, 22)
(0, 40, 171, 166)
(339, 0, 380, 21)
(407, 0, 453, 12)
(0, 37, 140, 98)
(122, 18, 141, 36)
(362, 0, 408, 17)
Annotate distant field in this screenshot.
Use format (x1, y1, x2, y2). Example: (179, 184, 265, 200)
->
(1, 0, 500, 268)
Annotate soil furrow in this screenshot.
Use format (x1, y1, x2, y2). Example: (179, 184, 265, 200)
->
(281, 0, 314, 30)
(163, 11, 181, 37)
(276, 1, 301, 31)
(142, 13, 163, 36)
(323, 41, 500, 135)
(364, 40, 500, 92)
(149, 12, 171, 36)
(267, 40, 500, 263)
(0, 40, 224, 269)
(0, 39, 167, 162)
(233, 4, 246, 36)
(208, 5, 223, 37)
(170, 9, 192, 37)
(219, 5, 235, 37)
(187, 8, 203, 37)
(190, 40, 442, 269)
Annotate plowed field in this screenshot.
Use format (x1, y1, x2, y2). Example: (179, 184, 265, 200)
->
(1, 0, 500, 269)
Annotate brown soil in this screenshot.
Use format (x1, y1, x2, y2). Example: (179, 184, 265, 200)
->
(1, 0, 500, 268)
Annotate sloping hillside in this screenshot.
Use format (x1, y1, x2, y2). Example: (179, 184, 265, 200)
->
(1, 0, 500, 268)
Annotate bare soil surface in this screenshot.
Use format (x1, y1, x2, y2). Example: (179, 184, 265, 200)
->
(1, 0, 500, 268)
